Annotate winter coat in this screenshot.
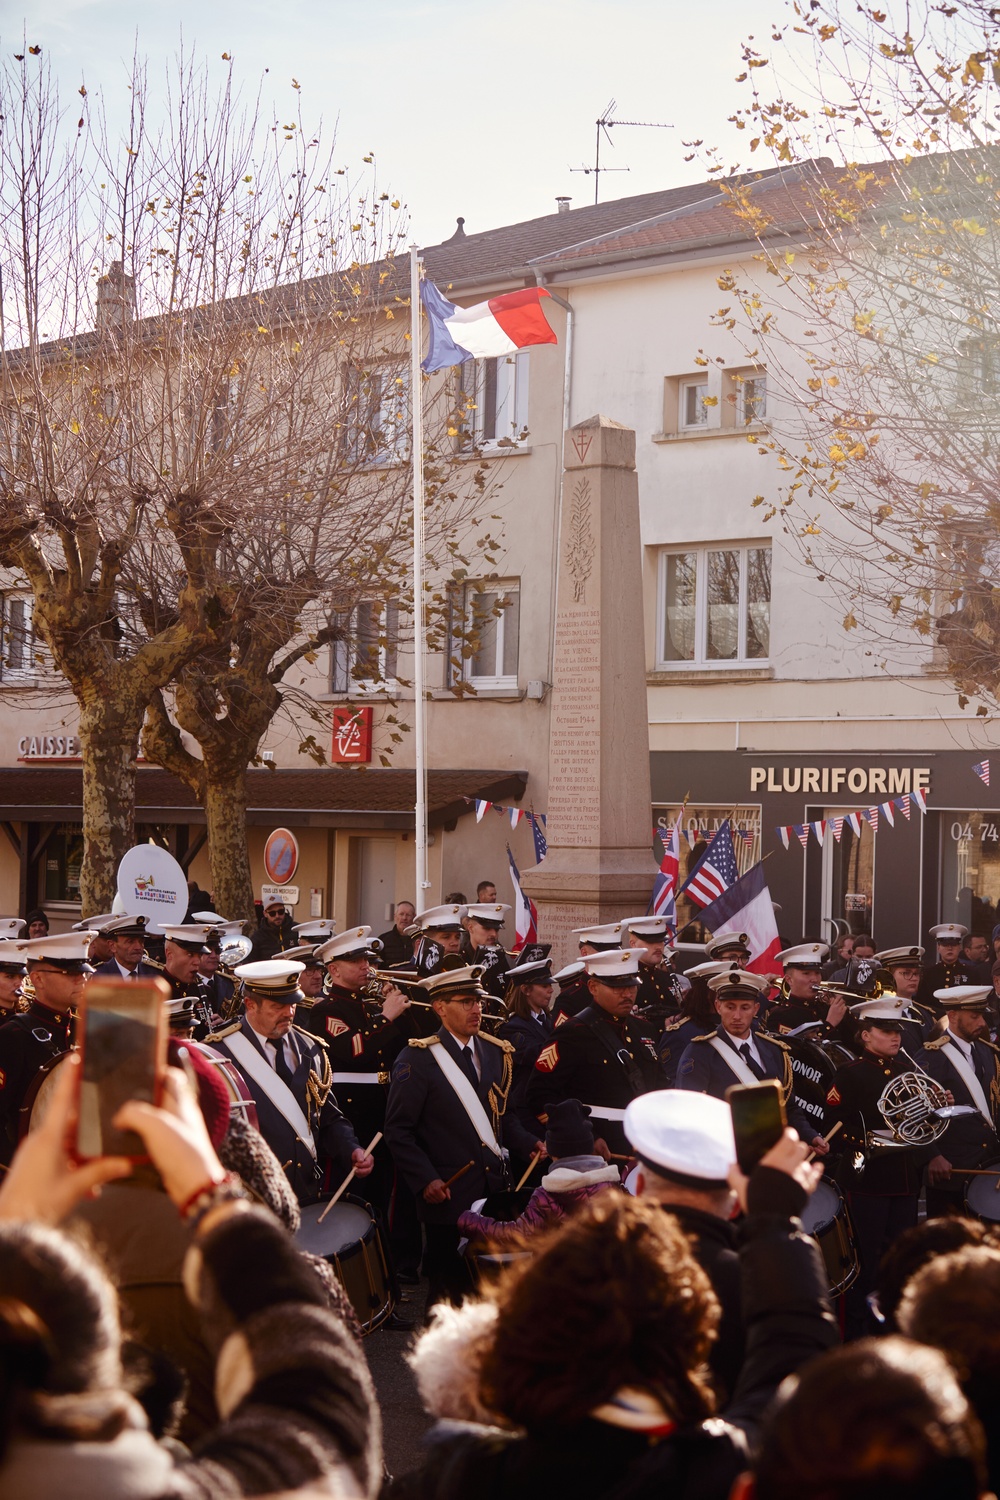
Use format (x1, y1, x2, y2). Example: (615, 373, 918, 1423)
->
(458, 1157, 622, 1245)
(0, 1206, 380, 1500)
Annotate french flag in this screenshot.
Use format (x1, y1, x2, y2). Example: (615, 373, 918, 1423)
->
(420, 279, 557, 372)
(507, 843, 538, 952)
(698, 862, 782, 978)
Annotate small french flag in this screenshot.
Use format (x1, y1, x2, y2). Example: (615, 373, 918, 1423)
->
(420, 279, 557, 372)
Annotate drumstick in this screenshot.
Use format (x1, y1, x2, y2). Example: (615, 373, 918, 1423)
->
(951, 1168, 1000, 1175)
(806, 1121, 842, 1162)
(442, 1159, 474, 1190)
(607, 1152, 634, 1162)
(317, 1131, 383, 1223)
(515, 1150, 542, 1191)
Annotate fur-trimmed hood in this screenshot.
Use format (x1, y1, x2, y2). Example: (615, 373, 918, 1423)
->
(540, 1160, 622, 1193)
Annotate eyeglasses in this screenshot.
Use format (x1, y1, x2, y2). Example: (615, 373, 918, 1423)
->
(443, 995, 482, 1007)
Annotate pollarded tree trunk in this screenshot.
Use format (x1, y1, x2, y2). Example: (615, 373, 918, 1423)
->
(202, 767, 256, 924)
(77, 691, 141, 915)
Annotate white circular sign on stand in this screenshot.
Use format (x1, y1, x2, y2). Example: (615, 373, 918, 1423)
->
(116, 845, 189, 933)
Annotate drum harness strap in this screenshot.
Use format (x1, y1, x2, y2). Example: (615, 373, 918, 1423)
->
(937, 1037, 994, 1128)
(428, 1042, 504, 1160)
(224, 1031, 318, 1158)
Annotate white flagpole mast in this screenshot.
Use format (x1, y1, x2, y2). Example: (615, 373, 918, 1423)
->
(409, 244, 430, 900)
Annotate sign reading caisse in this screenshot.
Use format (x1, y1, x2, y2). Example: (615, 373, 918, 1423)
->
(331, 705, 373, 764)
(117, 845, 188, 933)
(261, 883, 300, 909)
(263, 827, 299, 885)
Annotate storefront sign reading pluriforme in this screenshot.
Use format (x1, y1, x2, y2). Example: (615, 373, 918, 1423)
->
(748, 766, 931, 796)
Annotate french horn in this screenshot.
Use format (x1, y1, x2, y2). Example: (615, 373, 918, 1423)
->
(868, 1071, 950, 1150)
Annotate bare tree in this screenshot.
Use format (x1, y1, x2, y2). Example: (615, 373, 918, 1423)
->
(695, 1, 1000, 712)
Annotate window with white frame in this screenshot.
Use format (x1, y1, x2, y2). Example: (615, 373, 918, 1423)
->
(0, 594, 35, 680)
(737, 371, 767, 424)
(956, 338, 998, 407)
(342, 360, 410, 466)
(678, 378, 709, 430)
(331, 599, 400, 692)
(658, 544, 771, 666)
(457, 353, 529, 448)
(449, 580, 520, 689)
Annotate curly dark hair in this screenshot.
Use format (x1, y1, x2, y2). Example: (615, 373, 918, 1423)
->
(478, 1193, 719, 1432)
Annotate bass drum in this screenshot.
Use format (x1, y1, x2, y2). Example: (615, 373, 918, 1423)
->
(295, 1194, 394, 1334)
(800, 1177, 860, 1295)
(187, 1040, 258, 1131)
(964, 1164, 1000, 1223)
(18, 1051, 72, 1139)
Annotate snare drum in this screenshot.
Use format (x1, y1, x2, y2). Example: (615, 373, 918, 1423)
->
(295, 1195, 394, 1334)
(465, 1188, 534, 1284)
(964, 1163, 1000, 1222)
(187, 1041, 259, 1130)
(800, 1178, 860, 1295)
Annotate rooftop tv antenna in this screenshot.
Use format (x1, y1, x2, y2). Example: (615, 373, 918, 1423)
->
(571, 99, 674, 205)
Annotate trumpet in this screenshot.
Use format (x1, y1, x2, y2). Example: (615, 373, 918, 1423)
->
(363, 971, 436, 1009)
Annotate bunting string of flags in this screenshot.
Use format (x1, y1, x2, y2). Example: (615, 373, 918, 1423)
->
(467, 800, 548, 862)
(776, 792, 927, 850)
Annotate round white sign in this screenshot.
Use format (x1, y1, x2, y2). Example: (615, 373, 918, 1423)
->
(116, 844, 189, 933)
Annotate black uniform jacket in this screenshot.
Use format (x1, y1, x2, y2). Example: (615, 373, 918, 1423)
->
(384, 1025, 536, 1225)
(299, 983, 405, 1143)
(525, 1005, 661, 1153)
(0, 1001, 73, 1163)
(916, 959, 978, 1008)
(658, 1015, 706, 1084)
(635, 962, 688, 1026)
(378, 926, 415, 967)
(677, 1027, 814, 1142)
(916, 1030, 1000, 1172)
(386, 1170, 837, 1500)
(499, 1009, 556, 1131)
(827, 1050, 925, 1195)
(211, 1017, 358, 1204)
(552, 972, 590, 1020)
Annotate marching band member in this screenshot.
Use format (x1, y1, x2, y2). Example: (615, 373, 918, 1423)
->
(917, 985, 1000, 1218)
(209, 959, 372, 1205)
(624, 915, 690, 1024)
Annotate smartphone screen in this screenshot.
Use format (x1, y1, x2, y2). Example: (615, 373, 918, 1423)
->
(76, 979, 168, 1160)
(727, 1080, 787, 1175)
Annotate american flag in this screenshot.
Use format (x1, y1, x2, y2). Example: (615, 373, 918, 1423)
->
(974, 759, 991, 788)
(529, 811, 547, 863)
(678, 821, 739, 909)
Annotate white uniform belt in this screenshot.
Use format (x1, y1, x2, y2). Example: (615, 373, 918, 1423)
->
(332, 1072, 383, 1085)
(584, 1105, 627, 1122)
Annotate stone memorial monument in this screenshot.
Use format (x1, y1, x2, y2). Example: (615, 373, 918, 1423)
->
(521, 414, 655, 965)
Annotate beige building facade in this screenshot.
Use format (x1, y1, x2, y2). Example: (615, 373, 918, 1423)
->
(1, 167, 998, 945)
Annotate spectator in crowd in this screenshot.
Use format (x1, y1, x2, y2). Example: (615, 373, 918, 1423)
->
(0, 1054, 380, 1497)
(873, 1216, 990, 1333)
(829, 933, 875, 984)
(23, 909, 48, 939)
(247, 895, 295, 961)
(822, 932, 854, 979)
(749, 1337, 987, 1500)
(393, 1130, 836, 1500)
(379, 901, 416, 967)
(184, 880, 213, 922)
(476, 881, 497, 902)
(898, 1243, 1000, 1491)
(962, 931, 993, 983)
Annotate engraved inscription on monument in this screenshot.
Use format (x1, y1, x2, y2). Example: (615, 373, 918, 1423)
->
(566, 478, 594, 605)
(547, 605, 601, 847)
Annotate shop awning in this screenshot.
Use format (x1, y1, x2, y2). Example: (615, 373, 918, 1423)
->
(0, 766, 529, 830)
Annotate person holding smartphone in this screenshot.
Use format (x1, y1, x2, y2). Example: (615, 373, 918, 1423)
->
(677, 969, 830, 1154)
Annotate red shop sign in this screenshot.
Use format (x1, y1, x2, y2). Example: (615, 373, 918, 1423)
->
(331, 704, 373, 764)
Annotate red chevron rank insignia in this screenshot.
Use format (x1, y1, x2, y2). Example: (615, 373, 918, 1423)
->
(535, 1042, 559, 1072)
(326, 1018, 349, 1038)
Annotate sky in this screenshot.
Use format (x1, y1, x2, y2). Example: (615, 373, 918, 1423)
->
(4, 0, 828, 247)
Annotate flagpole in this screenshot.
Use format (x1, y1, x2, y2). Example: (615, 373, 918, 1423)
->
(410, 244, 430, 900)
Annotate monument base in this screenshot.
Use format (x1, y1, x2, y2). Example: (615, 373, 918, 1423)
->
(521, 848, 655, 968)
